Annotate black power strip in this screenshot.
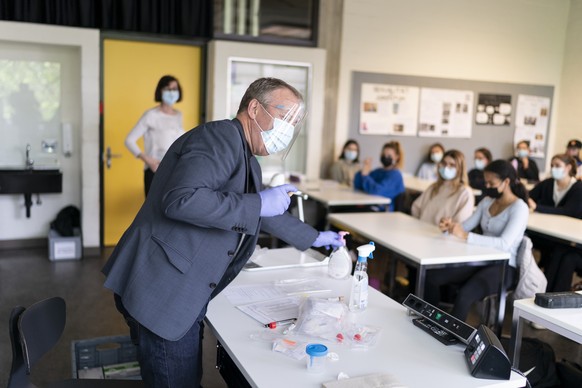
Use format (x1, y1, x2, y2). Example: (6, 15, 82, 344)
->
(402, 294, 476, 344)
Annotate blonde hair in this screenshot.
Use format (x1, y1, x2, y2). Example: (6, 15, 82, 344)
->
(382, 141, 404, 170)
(430, 149, 468, 199)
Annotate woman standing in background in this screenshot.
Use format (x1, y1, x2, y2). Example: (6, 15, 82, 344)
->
(125, 75, 185, 196)
(330, 139, 360, 187)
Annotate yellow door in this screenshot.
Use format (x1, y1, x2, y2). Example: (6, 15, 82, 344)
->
(103, 39, 201, 246)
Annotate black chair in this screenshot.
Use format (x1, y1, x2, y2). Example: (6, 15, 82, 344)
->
(8, 296, 143, 388)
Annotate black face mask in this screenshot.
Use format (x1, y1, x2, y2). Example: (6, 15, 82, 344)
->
(380, 156, 393, 167)
(483, 186, 503, 199)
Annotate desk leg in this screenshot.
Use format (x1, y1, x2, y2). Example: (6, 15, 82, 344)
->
(416, 265, 426, 299)
(495, 262, 507, 336)
(509, 312, 524, 368)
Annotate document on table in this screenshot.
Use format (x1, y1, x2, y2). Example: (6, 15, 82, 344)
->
(236, 296, 302, 325)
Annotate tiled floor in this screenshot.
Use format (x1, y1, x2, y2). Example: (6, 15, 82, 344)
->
(1, 246, 580, 387)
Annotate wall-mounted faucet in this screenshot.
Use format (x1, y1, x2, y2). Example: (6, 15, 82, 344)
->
(25, 143, 34, 169)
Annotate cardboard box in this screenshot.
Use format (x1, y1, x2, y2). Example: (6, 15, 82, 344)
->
(48, 228, 82, 261)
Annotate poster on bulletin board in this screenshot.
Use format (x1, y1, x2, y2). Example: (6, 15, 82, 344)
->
(513, 94, 550, 158)
(418, 87, 474, 138)
(475, 94, 512, 126)
(359, 83, 419, 136)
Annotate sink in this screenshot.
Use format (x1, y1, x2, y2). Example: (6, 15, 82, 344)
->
(0, 168, 62, 194)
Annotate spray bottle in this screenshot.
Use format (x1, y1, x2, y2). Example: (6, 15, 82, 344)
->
(328, 231, 352, 280)
(348, 242, 375, 312)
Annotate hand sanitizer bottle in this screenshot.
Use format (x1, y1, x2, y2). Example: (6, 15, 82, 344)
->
(328, 231, 352, 280)
(349, 242, 375, 312)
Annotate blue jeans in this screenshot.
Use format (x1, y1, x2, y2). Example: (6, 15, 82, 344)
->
(114, 294, 206, 388)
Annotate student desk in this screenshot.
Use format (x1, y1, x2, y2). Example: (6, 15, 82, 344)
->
(509, 292, 582, 367)
(327, 212, 510, 330)
(205, 266, 526, 388)
(403, 174, 482, 196)
(296, 179, 391, 208)
(526, 213, 582, 246)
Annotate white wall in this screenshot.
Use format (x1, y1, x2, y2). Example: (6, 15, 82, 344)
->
(0, 22, 100, 248)
(207, 40, 327, 180)
(336, 0, 570, 173)
(556, 0, 582, 155)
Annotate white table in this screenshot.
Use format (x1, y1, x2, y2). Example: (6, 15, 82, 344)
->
(206, 266, 526, 388)
(296, 179, 391, 207)
(327, 212, 510, 330)
(526, 212, 582, 246)
(509, 292, 582, 367)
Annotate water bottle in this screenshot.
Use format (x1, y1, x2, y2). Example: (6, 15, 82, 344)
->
(328, 231, 352, 279)
(348, 242, 375, 312)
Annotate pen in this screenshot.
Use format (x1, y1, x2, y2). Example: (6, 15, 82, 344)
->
(265, 318, 296, 329)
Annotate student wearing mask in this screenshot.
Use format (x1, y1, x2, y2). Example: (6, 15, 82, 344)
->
(354, 141, 405, 211)
(125, 75, 185, 195)
(565, 139, 582, 179)
(510, 140, 539, 182)
(416, 143, 445, 180)
(411, 149, 474, 225)
(103, 78, 343, 387)
(330, 139, 360, 186)
(426, 160, 529, 321)
(528, 154, 582, 218)
(468, 148, 492, 204)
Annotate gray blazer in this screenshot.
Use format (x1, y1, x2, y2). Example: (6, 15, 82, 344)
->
(103, 119, 318, 340)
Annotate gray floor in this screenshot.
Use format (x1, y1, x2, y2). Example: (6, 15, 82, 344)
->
(1, 246, 581, 387)
(0, 247, 226, 388)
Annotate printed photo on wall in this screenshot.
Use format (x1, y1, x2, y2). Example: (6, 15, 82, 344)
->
(475, 94, 512, 126)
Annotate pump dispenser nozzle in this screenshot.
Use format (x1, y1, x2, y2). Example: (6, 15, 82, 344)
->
(356, 242, 375, 262)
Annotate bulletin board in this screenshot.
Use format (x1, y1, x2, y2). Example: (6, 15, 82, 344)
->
(349, 72, 554, 175)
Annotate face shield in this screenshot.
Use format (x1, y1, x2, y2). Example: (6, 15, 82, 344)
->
(258, 102, 307, 160)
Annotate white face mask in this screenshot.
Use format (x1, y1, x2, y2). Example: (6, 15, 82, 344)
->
(439, 166, 457, 181)
(475, 159, 486, 170)
(162, 90, 180, 106)
(516, 149, 529, 158)
(431, 152, 443, 163)
(551, 167, 565, 180)
(344, 150, 358, 161)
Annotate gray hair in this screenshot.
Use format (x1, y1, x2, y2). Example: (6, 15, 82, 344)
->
(237, 77, 303, 114)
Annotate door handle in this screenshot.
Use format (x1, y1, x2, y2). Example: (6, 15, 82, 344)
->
(104, 146, 122, 169)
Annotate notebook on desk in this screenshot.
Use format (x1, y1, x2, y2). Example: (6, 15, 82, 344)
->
(243, 247, 329, 271)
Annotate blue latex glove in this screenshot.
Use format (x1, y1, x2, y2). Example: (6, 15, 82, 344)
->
(258, 184, 297, 217)
(312, 231, 343, 249)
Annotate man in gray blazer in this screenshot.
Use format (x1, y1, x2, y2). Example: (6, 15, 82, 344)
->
(102, 78, 342, 387)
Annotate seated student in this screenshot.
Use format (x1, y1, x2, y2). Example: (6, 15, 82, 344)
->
(416, 143, 445, 181)
(528, 154, 582, 219)
(545, 246, 582, 292)
(330, 139, 360, 187)
(468, 147, 492, 204)
(411, 149, 474, 225)
(510, 140, 540, 182)
(354, 140, 405, 211)
(565, 139, 582, 179)
(425, 160, 529, 321)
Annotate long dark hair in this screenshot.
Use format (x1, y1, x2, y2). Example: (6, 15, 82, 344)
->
(484, 160, 528, 203)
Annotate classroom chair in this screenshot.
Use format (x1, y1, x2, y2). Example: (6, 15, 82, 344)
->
(8, 296, 143, 388)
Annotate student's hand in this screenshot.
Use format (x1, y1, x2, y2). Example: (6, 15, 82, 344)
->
(527, 198, 537, 212)
(450, 222, 468, 240)
(438, 217, 452, 233)
(361, 158, 373, 176)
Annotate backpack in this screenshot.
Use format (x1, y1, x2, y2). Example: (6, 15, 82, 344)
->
(501, 337, 560, 388)
(514, 236, 547, 300)
(50, 206, 81, 237)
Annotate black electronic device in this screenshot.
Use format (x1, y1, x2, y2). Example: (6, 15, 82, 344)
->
(534, 291, 582, 309)
(464, 325, 511, 380)
(412, 318, 459, 345)
(402, 294, 476, 344)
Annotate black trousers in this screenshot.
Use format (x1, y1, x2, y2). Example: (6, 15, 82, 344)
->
(545, 246, 582, 292)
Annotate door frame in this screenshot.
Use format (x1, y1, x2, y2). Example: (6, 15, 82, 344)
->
(99, 32, 207, 247)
